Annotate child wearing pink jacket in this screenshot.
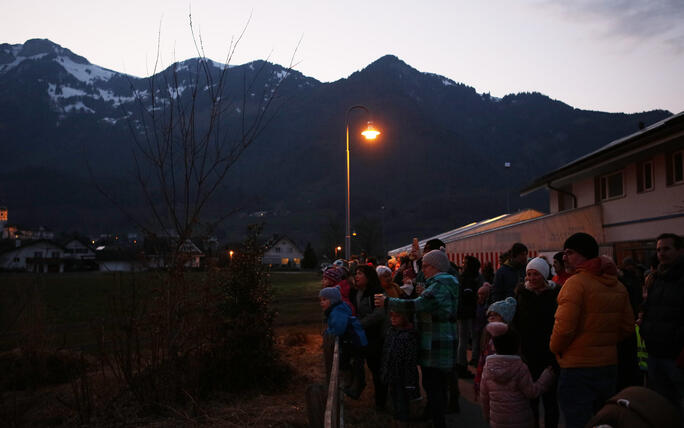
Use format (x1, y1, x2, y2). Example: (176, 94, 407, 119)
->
(480, 322, 555, 428)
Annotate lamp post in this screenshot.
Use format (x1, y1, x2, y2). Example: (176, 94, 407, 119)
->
(345, 105, 380, 260)
(504, 161, 511, 213)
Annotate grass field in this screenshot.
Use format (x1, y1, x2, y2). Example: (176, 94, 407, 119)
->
(0, 270, 323, 351)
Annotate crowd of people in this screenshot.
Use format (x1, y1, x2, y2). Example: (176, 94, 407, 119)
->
(315, 232, 684, 428)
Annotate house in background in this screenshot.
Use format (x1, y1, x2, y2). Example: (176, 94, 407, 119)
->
(2, 224, 55, 240)
(389, 111, 684, 268)
(0, 239, 65, 272)
(262, 236, 303, 269)
(144, 237, 204, 269)
(61, 236, 98, 271)
(62, 237, 96, 260)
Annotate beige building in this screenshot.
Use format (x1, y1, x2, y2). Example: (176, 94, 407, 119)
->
(389, 111, 684, 267)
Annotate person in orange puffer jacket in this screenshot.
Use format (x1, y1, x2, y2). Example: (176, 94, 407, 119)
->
(550, 233, 634, 428)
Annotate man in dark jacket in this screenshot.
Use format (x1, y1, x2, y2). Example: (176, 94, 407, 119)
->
(456, 255, 480, 379)
(491, 242, 528, 303)
(641, 233, 684, 417)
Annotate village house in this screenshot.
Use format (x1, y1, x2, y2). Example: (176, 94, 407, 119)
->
(262, 236, 303, 269)
(0, 239, 66, 273)
(144, 237, 204, 269)
(390, 111, 684, 268)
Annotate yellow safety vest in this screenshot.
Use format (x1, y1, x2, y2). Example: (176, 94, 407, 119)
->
(636, 324, 648, 371)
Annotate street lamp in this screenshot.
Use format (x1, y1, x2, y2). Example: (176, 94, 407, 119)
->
(345, 105, 380, 260)
(504, 161, 511, 213)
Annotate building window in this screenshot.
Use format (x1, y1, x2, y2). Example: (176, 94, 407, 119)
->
(600, 171, 624, 201)
(557, 184, 574, 211)
(33, 251, 43, 258)
(675, 151, 683, 184)
(275, 247, 281, 253)
(13, 257, 19, 262)
(637, 160, 654, 193)
(51, 251, 60, 258)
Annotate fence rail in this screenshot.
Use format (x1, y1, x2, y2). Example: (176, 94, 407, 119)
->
(324, 336, 343, 428)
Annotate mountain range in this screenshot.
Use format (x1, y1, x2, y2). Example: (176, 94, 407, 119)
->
(0, 38, 672, 254)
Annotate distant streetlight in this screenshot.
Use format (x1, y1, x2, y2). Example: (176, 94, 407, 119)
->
(345, 105, 381, 260)
(229, 250, 234, 260)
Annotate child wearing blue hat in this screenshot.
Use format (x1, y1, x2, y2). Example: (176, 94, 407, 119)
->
(319, 287, 367, 398)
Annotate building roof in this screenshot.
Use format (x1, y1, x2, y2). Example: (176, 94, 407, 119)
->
(265, 235, 303, 254)
(520, 111, 684, 195)
(388, 209, 545, 256)
(0, 239, 64, 254)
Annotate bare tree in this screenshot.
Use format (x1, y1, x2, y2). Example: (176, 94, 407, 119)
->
(88, 15, 301, 411)
(97, 13, 299, 268)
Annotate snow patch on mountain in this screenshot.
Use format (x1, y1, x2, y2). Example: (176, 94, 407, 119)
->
(168, 84, 186, 99)
(442, 78, 455, 87)
(0, 53, 48, 73)
(55, 55, 114, 84)
(47, 83, 89, 103)
(97, 88, 146, 107)
(63, 102, 95, 114)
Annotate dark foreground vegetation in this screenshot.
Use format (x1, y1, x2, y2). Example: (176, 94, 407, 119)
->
(0, 229, 325, 426)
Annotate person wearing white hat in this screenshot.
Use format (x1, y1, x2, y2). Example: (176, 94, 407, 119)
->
(512, 257, 561, 428)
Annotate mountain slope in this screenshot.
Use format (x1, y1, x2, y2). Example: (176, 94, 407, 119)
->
(0, 39, 671, 251)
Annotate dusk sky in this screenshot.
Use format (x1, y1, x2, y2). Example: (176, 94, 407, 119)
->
(3, 0, 683, 114)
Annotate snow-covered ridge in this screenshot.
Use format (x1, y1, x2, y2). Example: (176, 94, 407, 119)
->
(0, 47, 116, 84)
(63, 102, 94, 114)
(46, 82, 146, 108)
(0, 53, 48, 73)
(56, 55, 114, 84)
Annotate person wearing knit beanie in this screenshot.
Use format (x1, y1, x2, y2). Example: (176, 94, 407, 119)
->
(319, 286, 342, 306)
(487, 297, 517, 324)
(552, 231, 634, 428)
(526, 257, 550, 280)
(422, 249, 451, 273)
(563, 232, 599, 260)
(322, 266, 342, 286)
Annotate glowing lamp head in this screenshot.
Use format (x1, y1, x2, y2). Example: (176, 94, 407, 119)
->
(361, 121, 380, 140)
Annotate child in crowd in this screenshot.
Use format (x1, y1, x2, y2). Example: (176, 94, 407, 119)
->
(319, 287, 367, 390)
(474, 296, 517, 397)
(480, 321, 554, 428)
(381, 309, 420, 427)
(471, 282, 491, 366)
(322, 266, 354, 314)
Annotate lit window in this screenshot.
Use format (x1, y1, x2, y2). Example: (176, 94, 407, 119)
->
(600, 171, 624, 201)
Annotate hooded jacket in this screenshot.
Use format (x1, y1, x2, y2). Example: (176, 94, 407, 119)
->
(324, 301, 368, 347)
(550, 257, 634, 368)
(480, 354, 553, 428)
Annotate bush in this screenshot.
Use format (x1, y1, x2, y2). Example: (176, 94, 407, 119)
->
(100, 224, 291, 413)
(198, 224, 291, 394)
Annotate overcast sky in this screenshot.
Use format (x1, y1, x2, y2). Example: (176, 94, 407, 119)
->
(2, 0, 683, 114)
